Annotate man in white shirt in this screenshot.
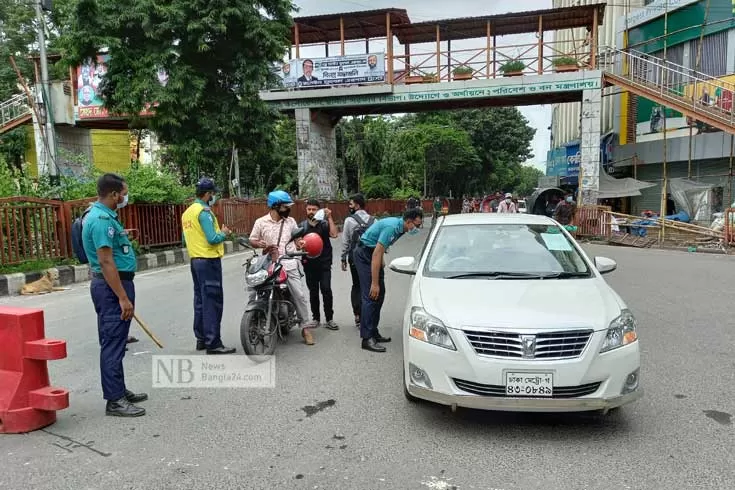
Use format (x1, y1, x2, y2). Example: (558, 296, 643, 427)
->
(496, 193, 519, 213)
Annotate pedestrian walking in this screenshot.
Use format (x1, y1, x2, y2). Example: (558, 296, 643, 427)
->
(553, 193, 577, 225)
(181, 178, 236, 355)
(354, 208, 424, 353)
(248, 191, 317, 345)
(496, 193, 519, 213)
(82, 173, 147, 417)
(340, 194, 374, 329)
(300, 199, 339, 330)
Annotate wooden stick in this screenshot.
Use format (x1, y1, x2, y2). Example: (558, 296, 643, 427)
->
(133, 313, 164, 349)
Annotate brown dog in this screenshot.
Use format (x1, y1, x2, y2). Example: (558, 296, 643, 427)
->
(20, 270, 69, 295)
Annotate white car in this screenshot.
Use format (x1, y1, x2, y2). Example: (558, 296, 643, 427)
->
(389, 213, 642, 414)
(517, 199, 527, 213)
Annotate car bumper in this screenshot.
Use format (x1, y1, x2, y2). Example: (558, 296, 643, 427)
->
(407, 384, 643, 413)
(404, 329, 642, 413)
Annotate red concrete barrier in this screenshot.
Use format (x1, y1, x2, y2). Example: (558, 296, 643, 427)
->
(0, 306, 69, 433)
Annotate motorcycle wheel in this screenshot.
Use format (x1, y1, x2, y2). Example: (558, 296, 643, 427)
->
(240, 309, 278, 357)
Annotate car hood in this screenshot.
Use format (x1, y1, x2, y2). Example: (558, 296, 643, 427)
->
(418, 276, 622, 331)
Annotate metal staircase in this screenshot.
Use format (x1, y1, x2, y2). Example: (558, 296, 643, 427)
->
(0, 93, 33, 134)
(600, 47, 735, 135)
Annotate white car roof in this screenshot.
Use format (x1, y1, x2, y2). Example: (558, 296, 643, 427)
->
(439, 213, 555, 226)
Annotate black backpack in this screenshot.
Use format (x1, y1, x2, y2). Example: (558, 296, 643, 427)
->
(71, 208, 92, 264)
(350, 214, 375, 253)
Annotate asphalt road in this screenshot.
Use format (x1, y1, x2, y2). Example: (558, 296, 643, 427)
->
(1, 229, 734, 490)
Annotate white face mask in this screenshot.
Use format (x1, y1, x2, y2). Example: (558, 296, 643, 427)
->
(505, 198, 511, 204)
(117, 194, 129, 209)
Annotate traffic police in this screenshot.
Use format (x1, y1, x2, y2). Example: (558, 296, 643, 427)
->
(182, 178, 236, 354)
(82, 173, 148, 417)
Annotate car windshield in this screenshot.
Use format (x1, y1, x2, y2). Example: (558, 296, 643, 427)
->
(423, 223, 591, 279)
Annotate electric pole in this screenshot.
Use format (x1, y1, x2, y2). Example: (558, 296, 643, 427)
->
(35, 0, 57, 179)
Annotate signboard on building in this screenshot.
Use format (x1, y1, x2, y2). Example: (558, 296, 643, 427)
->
(545, 144, 580, 178)
(634, 74, 734, 143)
(75, 54, 157, 120)
(623, 0, 699, 30)
(277, 54, 386, 88)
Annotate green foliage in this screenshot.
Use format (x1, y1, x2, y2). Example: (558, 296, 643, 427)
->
(0, 155, 20, 197)
(499, 60, 526, 73)
(453, 65, 473, 75)
(0, 258, 79, 275)
(360, 175, 395, 199)
(122, 162, 190, 204)
(391, 187, 421, 200)
(514, 165, 544, 197)
(553, 57, 579, 67)
(58, 0, 294, 185)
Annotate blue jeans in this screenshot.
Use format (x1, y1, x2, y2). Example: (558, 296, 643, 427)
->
(190, 258, 224, 349)
(354, 244, 385, 340)
(91, 278, 135, 401)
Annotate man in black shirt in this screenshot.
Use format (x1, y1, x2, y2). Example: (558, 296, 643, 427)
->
(301, 199, 339, 330)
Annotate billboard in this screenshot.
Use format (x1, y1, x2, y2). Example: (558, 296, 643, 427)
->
(635, 74, 734, 143)
(545, 144, 580, 178)
(75, 55, 157, 120)
(277, 53, 386, 88)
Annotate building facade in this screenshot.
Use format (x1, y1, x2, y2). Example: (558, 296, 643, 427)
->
(611, 0, 735, 218)
(548, 0, 645, 185)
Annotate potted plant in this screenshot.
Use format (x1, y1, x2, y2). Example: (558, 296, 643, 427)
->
(422, 72, 437, 83)
(553, 56, 580, 73)
(405, 73, 424, 84)
(499, 60, 525, 77)
(453, 65, 473, 81)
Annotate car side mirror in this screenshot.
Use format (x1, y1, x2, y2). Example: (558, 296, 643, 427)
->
(594, 256, 617, 275)
(389, 256, 417, 276)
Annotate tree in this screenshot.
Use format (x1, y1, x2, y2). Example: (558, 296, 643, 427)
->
(59, 0, 294, 184)
(514, 165, 543, 197)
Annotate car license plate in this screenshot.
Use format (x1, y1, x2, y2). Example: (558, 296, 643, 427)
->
(505, 372, 553, 397)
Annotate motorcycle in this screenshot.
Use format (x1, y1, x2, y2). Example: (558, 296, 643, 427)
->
(238, 226, 308, 357)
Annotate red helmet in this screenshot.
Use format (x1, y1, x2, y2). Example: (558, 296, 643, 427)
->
(302, 232, 324, 259)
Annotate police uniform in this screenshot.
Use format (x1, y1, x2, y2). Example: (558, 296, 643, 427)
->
(182, 198, 228, 351)
(82, 201, 137, 403)
(354, 217, 405, 341)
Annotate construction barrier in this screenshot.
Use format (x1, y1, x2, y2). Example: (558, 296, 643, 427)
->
(725, 208, 735, 245)
(575, 205, 612, 239)
(0, 306, 69, 434)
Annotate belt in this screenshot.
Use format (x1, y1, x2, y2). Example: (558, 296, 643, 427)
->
(92, 271, 135, 281)
(190, 257, 221, 261)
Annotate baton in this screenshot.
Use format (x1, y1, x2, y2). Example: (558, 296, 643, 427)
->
(133, 312, 164, 349)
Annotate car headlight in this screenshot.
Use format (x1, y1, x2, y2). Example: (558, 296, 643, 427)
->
(600, 309, 638, 353)
(246, 269, 268, 287)
(409, 307, 456, 350)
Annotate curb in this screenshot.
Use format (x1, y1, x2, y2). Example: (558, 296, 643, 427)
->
(0, 240, 249, 298)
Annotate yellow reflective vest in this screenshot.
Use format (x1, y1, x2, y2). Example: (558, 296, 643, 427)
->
(182, 201, 224, 259)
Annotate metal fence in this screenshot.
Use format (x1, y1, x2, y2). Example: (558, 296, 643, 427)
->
(0, 196, 449, 266)
(725, 208, 735, 245)
(575, 205, 612, 239)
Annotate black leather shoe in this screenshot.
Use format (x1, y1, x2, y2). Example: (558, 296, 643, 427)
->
(196, 341, 206, 351)
(374, 333, 392, 343)
(106, 398, 146, 417)
(207, 346, 236, 355)
(125, 389, 148, 403)
(362, 338, 386, 353)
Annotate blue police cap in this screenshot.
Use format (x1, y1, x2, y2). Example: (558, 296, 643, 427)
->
(196, 178, 220, 193)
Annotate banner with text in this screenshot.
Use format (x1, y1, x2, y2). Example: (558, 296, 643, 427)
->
(278, 54, 386, 88)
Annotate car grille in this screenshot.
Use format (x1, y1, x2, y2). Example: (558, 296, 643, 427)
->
(453, 378, 601, 399)
(464, 329, 593, 360)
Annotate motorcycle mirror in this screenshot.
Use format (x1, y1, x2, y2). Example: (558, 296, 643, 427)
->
(291, 225, 307, 241)
(238, 237, 253, 249)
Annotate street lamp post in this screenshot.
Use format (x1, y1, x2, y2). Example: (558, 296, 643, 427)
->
(35, 0, 57, 180)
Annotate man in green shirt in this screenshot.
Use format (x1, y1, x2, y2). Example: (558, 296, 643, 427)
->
(82, 173, 147, 417)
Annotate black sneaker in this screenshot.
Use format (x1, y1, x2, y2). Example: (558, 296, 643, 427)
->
(196, 340, 206, 351)
(106, 397, 146, 417)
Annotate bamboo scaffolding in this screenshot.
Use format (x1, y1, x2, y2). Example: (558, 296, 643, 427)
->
(604, 211, 724, 240)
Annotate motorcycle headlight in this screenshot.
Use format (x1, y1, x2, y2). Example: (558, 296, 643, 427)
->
(246, 269, 268, 287)
(600, 309, 638, 353)
(409, 307, 456, 350)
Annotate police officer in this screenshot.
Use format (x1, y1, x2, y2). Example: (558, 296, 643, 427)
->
(82, 173, 147, 417)
(354, 207, 424, 353)
(182, 178, 236, 355)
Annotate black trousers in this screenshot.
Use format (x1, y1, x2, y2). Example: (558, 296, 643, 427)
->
(349, 258, 361, 318)
(304, 262, 334, 322)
